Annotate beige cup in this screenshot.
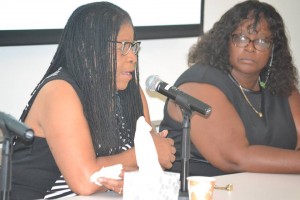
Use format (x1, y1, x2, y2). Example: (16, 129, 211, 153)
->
(187, 176, 216, 200)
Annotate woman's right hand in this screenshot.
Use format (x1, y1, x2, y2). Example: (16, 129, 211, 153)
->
(151, 130, 176, 169)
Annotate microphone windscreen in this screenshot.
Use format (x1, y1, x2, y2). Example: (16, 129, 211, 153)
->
(145, 75, 161, 91)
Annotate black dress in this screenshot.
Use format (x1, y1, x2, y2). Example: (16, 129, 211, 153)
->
(160, 63, 297, 176)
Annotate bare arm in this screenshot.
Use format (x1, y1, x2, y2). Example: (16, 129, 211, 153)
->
(26, 80, 137, 195)
(25, 81, 175, 195)
(288, 89, 300, 150)
(167, 82, 300, 174)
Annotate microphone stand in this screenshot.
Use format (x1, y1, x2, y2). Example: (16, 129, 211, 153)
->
(174, 95, 192, 199)
(178, 108, 192, 199)
(0, 120, 13, 200)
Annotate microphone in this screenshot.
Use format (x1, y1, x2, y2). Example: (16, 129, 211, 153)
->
(145, 75, 212, 116)
(0, 111, 34, 142)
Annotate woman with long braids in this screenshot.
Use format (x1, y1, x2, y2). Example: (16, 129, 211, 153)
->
(11, 2, 175, 199)
(160, 0, 300, 176)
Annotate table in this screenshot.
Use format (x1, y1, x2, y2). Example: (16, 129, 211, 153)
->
(68, 172, 300, 200)
(213, 172, 300, 200)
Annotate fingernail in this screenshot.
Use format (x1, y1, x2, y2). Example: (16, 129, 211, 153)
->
(98, 178, 104, 183)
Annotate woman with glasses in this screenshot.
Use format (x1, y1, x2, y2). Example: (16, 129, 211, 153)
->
(160, 0, 300, 176)
(11, 2, 175, 199)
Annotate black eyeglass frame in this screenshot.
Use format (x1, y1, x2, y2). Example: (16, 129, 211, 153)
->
(231, 34, 273, 52)
(109, 40, 141, 55)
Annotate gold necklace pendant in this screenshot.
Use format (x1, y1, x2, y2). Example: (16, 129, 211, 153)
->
(238, 84, 263, 118)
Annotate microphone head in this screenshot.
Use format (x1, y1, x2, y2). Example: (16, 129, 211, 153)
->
(145, 75, 161, 91)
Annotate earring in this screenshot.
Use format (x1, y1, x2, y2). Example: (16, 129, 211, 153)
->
(260, 46, 274, 89)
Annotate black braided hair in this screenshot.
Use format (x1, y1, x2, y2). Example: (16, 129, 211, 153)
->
(35, 2, 143, 155)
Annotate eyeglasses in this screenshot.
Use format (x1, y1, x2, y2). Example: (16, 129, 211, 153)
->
(109, 40, 141, 55)
(231, 34, 272, 51)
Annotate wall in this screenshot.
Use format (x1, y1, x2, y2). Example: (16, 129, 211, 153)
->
(0, 0, 299, 122)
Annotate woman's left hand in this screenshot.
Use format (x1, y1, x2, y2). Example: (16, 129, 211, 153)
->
(98, 177, 124, 194)
(97, 166, 138, 194)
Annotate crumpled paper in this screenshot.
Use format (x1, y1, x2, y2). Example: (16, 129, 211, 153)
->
(90, 164, 122, 186)
(123, 116, 180, 200)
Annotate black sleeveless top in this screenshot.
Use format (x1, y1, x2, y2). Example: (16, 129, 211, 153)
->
(160, 63, 297, 176)
(11, 67, 79, 200)
(11, 67, 134, 199)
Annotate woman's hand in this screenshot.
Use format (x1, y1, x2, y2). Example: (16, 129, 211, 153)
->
(152, 130, 176, 169)
(98, 177, 124, 195)
(97, 166, 138, 195)
(157, 129, 169, 137)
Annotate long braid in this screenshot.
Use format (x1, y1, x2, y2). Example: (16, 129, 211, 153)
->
(31, 2, 143, 155)
(65, 4, 117, 152)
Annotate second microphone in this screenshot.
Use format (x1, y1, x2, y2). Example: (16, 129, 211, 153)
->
(145, 75, 212, 116)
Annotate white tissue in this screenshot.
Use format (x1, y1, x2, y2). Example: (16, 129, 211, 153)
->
(123, 116, 180, 200)
(134, 116, 164, 175)
(90, 164, 122, 186)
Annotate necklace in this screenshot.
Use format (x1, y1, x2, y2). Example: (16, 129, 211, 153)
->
(238, 83, 263, 118)
(228, 73, 263, 118)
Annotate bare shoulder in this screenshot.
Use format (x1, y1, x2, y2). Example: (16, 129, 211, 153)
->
(37, 80, 83, 114)
(288, 89, 300, 106)
(288, 89, 300, 138)
(25, 80, 85, 137)
(168, 82, 230, 118)
(178, 82, 226, 102)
